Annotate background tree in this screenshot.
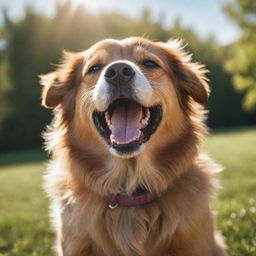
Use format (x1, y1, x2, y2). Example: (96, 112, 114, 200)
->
(224, 0, 256, 111)
(0, 1, 255, 152)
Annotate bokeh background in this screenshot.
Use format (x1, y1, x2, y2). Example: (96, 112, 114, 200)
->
(0, 0, 255, 255)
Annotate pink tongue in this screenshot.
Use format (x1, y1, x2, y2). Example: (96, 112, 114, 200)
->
(110, 102, 143, 145)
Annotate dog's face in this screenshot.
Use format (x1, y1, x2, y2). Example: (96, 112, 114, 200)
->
(41, 38, 209, 158)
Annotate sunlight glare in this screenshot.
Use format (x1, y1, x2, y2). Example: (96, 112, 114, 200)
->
(70, 0, 108, 13)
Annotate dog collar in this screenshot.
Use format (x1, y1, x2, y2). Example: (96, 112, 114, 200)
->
(108, 190, 157, 208)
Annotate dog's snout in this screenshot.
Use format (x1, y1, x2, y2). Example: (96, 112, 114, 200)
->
(105, 63, 135, 86)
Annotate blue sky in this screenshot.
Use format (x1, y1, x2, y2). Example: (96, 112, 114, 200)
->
(0, 0, 240, 45)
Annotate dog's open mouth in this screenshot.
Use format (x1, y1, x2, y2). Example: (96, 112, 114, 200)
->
(92, 98, 162, 155)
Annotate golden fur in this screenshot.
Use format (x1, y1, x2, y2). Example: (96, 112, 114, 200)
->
(40, 37, 226, 256)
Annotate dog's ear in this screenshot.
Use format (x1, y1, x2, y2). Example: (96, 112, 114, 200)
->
(39, 51, 83, 109)
(40, 72, 65, 108)
(161, 40, 210, 105)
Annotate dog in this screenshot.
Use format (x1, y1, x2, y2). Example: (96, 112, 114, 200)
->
(40, 37, 226, 256)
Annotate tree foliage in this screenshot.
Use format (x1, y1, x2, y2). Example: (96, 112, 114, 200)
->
(0, 0, 255, 151)
(224, 0, 256, 110)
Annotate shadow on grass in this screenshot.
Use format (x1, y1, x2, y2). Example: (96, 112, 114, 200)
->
(0, 148, 48, 167)
(209, 124, 256, 135)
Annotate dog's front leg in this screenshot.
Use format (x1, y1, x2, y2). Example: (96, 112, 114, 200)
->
(56, 232, 96, 256)
(51, 201, 97, 256)
(167, 210, 226, 256)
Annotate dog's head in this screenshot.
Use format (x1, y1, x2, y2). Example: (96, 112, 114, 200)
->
(40, 37, 209, 158)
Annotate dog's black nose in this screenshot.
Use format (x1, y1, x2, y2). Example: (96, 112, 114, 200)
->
(105, 62, 135, 86)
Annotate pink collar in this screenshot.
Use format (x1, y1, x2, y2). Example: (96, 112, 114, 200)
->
(108, 191, 157, 208)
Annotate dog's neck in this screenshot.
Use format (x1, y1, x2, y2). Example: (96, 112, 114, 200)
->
(108, 187, 157, 208)
(66, 126, 199, 200)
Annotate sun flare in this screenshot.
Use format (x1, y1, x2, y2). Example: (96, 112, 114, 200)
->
(69, 0, 106, 13)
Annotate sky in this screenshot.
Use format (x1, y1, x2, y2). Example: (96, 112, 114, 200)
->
(0, 0, 240, 45)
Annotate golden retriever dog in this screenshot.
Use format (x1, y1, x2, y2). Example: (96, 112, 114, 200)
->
(40, 37, 226, 256)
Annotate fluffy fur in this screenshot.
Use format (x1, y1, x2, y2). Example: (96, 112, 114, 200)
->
(40, 37, 226, 256)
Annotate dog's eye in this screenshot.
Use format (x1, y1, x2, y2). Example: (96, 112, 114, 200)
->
(88, 64, 102, 74)
(142, 60, 159, 68)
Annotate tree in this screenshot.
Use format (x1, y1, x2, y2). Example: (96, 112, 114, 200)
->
(0, 1, 255, 151)
(224, 0, 256, 111)
(0, 7, 58, 151)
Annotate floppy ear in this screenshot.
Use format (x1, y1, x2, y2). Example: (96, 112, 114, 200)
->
(39, 51, 83, 109)
(162, 40, 210, 105)
(40, 72, 66, 108)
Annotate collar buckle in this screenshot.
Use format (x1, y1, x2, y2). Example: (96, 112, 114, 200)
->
(108, 203, 118, 209)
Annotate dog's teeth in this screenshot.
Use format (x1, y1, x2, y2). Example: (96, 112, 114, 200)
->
(105, 112, 112, 129)
(141, 120, 147, 128)
(137, 130, 142, 139)
(140, 118, 149, 128)
(110, 135, 116, 144)
(145, 109, 150, 119)
(105, 112, 111, 122)
(139, 109, 150, 129)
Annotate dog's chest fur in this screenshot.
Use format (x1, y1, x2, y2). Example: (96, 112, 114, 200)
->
(48, 160, 212, 256)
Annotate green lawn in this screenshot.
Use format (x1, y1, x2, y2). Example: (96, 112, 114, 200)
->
(0, 127, 256, 256)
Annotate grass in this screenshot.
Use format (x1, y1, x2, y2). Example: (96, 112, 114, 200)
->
(0, 127, 256, 256)
(0, 159, 53, 256)
(207, 127, 256, 256)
